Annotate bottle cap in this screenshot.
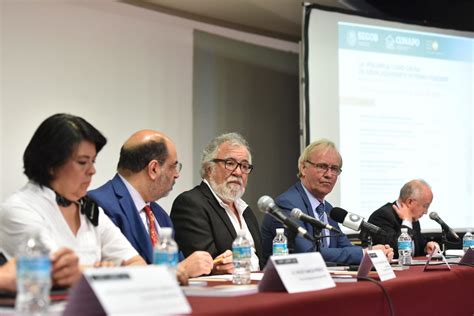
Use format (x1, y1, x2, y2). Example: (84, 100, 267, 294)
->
(276, 228, 284, 234)
(237, 229, 246, 237)
(401, 228, 408, 233)
(159, 227, 173, 238)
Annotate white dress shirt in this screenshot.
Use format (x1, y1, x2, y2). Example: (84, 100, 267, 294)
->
(203, 179, 260, 271)
(118, 174, 160, 234)
(0, 181, 138, 265)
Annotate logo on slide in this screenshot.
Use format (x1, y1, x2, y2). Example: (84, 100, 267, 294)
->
(385, 35, 395, 50)
(347, 31, 357, 47)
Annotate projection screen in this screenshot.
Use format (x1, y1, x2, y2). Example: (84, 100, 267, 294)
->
(303, 4, 474, 232)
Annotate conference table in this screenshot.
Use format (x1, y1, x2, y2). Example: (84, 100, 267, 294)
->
(1, 262, 472, 315)
(187, 264, 473, 315)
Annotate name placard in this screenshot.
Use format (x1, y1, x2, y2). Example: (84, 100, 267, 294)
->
(358, 250, 396, 281)
(259, 252, 335, 293)
(64, 265, 191, 315)
(421, 245, 452, 271)
(459, 247, 474, 265)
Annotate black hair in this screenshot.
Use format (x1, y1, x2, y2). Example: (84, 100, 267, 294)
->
(23, 113, 107, 187)
(117, 140, 168, 173)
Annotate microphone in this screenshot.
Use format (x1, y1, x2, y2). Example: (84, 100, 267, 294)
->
(329, 207, 383, 235)
(290, 208, 341, 233)
(257, 196, 315, 242)
(429, 212, 460, 241)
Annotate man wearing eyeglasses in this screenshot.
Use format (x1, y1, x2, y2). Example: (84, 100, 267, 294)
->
(261, 139, 393, 265)
(89, 130, 215, 279)
(366, 179, 438, 258)
(170, 132, 263, 273)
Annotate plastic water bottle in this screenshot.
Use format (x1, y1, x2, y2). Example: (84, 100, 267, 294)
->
(463, 230, 474, 253)
(153, 227, 179, 272)
(232, 230, 251, 285)
(16, 234, 52, 315)
(398, 228, 412, 266)
(272, 228, 288, 256)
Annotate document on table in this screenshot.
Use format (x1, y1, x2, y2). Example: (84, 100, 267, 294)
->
(190, 272, 263, 282)
(181, 284, 258, 297)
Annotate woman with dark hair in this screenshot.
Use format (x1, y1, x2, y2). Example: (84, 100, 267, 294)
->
(0, 113, 145, 287)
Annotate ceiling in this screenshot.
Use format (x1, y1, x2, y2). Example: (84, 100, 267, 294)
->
(122, 0, 474, 42)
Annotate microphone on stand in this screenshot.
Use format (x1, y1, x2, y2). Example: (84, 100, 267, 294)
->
(329, 207, 384, 235)
(429, 212, 460, 241)
(258, 195, 315, 242)
(290, 208, 341, 233)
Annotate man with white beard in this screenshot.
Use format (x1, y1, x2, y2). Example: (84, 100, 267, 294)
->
(171, 133, 263, 273)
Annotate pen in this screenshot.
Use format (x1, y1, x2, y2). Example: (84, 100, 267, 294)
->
(213, 257, 224, 265)
(213, 250, 233, 265)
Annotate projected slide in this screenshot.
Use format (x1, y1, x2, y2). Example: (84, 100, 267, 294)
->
(305, 7, 474, 231)
(338, 23, 473, 230)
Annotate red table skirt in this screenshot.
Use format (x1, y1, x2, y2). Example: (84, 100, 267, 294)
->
(187, 264, 474, 315)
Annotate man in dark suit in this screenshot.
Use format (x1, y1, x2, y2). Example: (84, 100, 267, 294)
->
(88, 130, 217, 278)
(170, 133, 263, 272)
(261, 139, 393, 266)
(367, 179, 439, 258)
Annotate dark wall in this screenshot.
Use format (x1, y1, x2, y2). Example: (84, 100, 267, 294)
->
(193, 30, 300, 222)
(348, 0, 474, 32)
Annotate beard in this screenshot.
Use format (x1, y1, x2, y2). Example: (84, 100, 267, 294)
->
(209, 175, 245, 204)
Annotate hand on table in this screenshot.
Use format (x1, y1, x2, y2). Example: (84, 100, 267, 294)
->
(51, 247, 81, 287)
(178, 251, 213, 277)
(212, 250, 233, 274)
(370, 244, 394, 262)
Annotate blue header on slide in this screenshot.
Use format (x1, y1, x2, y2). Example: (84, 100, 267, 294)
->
(338, 22, 473, 62)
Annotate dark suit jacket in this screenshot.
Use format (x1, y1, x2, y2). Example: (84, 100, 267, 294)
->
(170, 181, 264, 270)
(260, 182, 363, 266)
(88, 174, 181, 264)
(0, 252, 7, 266)
(367, 202, 427, 258)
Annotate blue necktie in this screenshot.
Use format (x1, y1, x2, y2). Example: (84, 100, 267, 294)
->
(316, 203, 328, 247)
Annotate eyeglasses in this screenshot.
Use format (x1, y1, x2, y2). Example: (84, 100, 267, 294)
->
(212, 158, 254, 174)
(305, 160, 342, 175)
(174, 161, 182, 173)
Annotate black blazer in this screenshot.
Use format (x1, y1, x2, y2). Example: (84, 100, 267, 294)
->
(0, 252, 7, 266)
(367, 202, 427, 258)
(170, 181, 263, 269)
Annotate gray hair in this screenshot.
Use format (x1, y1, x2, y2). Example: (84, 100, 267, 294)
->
(297, 139, 342, 178)
(200, 132, 251, 178)
(399, 179, 431, 201)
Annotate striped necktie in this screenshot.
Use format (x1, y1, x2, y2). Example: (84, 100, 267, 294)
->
(316, 203, 328, 247)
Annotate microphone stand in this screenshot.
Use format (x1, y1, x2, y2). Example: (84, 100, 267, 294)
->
(359, 229, 373, 249)
(286, 225, 323, 253)
(287, 228, 297, 254)
(366, 234, 373, 250)
(312, 227, 322, 252)
(441, 230, 448, 255)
